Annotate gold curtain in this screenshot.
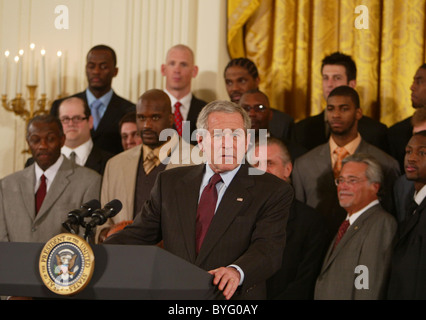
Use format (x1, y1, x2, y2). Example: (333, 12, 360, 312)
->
(227, 0, 426, 126)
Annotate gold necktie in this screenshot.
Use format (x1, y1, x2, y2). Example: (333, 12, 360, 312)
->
(333, 147, 349, 179)
(143, 151, 158, 175)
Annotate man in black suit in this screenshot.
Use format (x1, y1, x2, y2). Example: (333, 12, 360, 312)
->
(105, 100, 293, 300)
(292, 52, 389, 153)
(161, 44, 207, 145)
(224, 57, 294, 141)
(252, 137, 329, 299)
(50, 44, 135, 155)
(239, 89, 307, 163)
(387, 63, 426, 172)
(388, 130, 426, 299)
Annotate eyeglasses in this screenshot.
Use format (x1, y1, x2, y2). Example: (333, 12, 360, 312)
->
(242, 104, 267, 112)
(335, 177, 367, 186)
(60, 116, 88, 124)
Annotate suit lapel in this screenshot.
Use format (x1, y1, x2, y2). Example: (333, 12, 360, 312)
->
(19, 166, 36, 220)
(321, 205, 378, 273)
(398, 198, 426, 240)
(176, 164, 205, 263)
(35, 158, 73, 221)
(195, 164, 254, 265)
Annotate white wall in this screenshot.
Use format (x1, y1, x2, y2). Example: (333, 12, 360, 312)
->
(0, 0, 229, 178)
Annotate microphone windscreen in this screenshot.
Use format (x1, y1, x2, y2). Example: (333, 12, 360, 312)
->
(82, 199, 101, 210)
(105, 199, 123, 217)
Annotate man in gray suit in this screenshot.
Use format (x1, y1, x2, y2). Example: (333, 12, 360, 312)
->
(105, 100, 293, 300)
(292, 86, 400, 235)
(315, 153, 397, 300)
(0, 115, 101, 243)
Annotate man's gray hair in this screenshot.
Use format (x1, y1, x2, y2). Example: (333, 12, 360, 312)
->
(341, 153, 383, 184)
(196, 100, 251, 132)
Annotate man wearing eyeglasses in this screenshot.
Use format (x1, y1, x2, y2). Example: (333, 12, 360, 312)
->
(239, 89, 306, 162)
(58, 97, 114, 175)
(314, 153, 397, 300)
(292, 86, 399, 236)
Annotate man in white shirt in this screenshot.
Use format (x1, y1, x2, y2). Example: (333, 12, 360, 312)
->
(0, 114, 101, 243)
(58, 97, 113, 175)
(315, 153, 397, 300)
(161, 44, 207, 144)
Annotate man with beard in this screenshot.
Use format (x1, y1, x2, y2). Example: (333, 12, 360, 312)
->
(96, 89, 198, 242)
(388, 64, 426, 172)
(292, 86, 399, 236)
(223, 58, 294, 141)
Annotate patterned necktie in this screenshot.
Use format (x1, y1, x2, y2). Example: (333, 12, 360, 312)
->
(333, 219, 350, 250)
(35, 174, 47, 215)
(143, 150, 158, 175)
(195, 173, 222, 254)
(174, 101, 183, 136)
(333, 147, 349, 179)
(91, 100, 103, 130)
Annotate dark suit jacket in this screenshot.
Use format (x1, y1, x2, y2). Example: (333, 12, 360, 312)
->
(388, 195, 426, 300)
(267, 199, 329, 300)
(178, 94, 207, 145)
(269, 109, 294, 141)
(292, 111, 389, 153)
(105, 163, 294, 299)
(393, 174, 415, 223)
(25, 144, 113, 176)
(292, 138, 400, 235)
(50, 90, 135, 155)
(387, 116, 412, 172)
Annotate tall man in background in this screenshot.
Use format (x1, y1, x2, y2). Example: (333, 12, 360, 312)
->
(50, 44, 135, 155)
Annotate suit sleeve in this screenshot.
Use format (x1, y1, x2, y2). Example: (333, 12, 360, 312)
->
(354, 214, 397, 299)
(104, 169, 162, 245)
(233, 182, 293, 291)
(0, 181, 9, 242)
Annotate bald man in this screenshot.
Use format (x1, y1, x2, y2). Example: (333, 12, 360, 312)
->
(161, 44, 207, 145)
(97, 89, 198, 242)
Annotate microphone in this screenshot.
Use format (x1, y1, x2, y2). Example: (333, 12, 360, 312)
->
(62, 199, 101, 233)
(86, 199, 123, 229)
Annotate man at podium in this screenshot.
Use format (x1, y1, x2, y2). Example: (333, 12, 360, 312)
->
(105, 100, 293, 300)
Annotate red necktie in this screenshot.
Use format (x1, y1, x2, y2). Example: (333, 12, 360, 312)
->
(174, 101, 183, 136)
(35, 175, 47, 214)
(333, 219, 350, 249)
(196, 173, 222, 254)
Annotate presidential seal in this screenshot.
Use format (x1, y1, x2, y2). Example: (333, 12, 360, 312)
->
(39, 233, 95, 296)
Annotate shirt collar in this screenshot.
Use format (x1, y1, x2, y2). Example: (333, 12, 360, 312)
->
(202, 163, 241, 189)
(329, 133, 361, 155)
(61, 139, 93, 166)
(142, 133, 180, 164)
(86, 88, 114, 107)
(346, 199, 380, 225)
(34, 154, 64, 192)
(164, 89, 192, 115)
(414, 184, 426, 205)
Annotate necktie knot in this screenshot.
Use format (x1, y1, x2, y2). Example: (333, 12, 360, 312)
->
(143, 150, 159, 175)
(69, 151, 76, 164)
(333, 147, 349, 179)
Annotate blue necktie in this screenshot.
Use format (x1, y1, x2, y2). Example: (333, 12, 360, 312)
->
(91, 100, 103, 130)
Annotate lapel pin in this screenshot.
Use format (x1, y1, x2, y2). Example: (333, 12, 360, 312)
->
(236, 198, 243, 202)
